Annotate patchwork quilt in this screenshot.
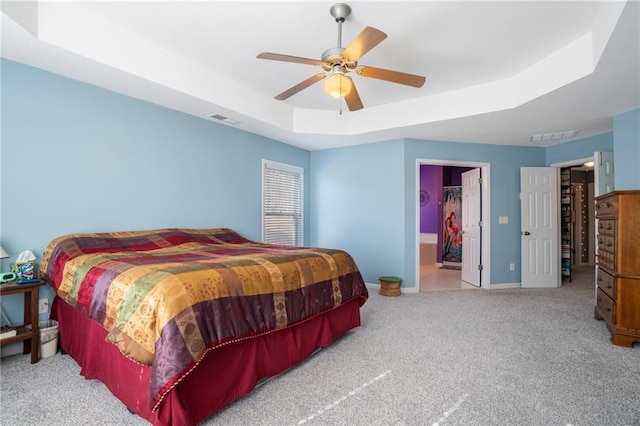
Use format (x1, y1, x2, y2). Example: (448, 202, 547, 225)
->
(41, 228, 368, 409)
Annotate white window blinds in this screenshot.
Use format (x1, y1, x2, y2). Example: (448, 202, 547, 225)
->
(263, 160, 303, 246)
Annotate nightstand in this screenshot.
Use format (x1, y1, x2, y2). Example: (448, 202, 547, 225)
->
(0, 280, 46, 363)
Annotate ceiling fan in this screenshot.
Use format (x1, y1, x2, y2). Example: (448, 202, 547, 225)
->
(257, 3, 426, 112)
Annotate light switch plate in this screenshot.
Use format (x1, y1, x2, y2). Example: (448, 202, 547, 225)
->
(498, 216, 509, 224)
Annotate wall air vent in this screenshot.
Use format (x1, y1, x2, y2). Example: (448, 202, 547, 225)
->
(207, 113, 241, 125)
(530, 130, 578, 143)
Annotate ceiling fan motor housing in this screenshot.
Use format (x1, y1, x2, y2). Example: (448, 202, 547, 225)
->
(330, 3, 352, 22)
(321, 47, 356, 72)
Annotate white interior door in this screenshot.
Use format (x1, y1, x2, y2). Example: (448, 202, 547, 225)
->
(461, 169, 481, 286)
(520, 167, 560, 288)
(594, 151, 614, 196)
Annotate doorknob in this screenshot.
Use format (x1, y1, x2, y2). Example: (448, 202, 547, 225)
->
(522, 231, 531, 236)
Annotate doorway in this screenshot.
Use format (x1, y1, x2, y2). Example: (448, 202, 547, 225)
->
(416, 159, 490, 291)
(552, 156, 601, 286)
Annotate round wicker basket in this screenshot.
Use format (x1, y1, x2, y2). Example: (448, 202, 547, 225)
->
(378, 276, 402, 297)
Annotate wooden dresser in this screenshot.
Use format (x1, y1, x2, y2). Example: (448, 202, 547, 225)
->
(594, 190, 640, 347)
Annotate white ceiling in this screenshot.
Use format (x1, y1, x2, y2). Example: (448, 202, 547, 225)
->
(1, 1, 639, 151)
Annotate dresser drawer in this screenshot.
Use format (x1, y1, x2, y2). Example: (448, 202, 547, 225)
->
(597, 235, 615, 253)
(597, 250, 615, 270)
(596, 268, 615, 300)
(596, 288, 615, 325)
(593, 191, 640, 347)
(595, 195, 616, 218)
(597, 219, 616, 236)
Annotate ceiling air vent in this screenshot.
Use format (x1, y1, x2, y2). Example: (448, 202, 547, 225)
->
(530, 130, 578, 143)
(207, 113, 241, 125)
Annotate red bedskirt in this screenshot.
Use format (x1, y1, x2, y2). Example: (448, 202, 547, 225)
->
(52, 297, 362, 425)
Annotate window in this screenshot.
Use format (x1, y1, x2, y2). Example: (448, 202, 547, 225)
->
(262, 160, 303, 246)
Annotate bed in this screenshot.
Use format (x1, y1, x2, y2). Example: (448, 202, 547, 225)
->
(41, 228, 368, 425)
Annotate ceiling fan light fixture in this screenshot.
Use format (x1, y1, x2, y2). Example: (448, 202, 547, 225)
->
(257, 2, 425, 110)
(324, 71, 352, 98)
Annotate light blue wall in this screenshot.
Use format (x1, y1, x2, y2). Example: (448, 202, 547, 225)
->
(311, 135, 616, 289)
(309, 140, 406, 283)
(1, 59, 635, 343)
(545, 132, 614, 165)
(545, 116, 639, 190)
(404, 139, 546, 287)
(0, 59, 310, 331)
(310, 138, 554, 287)
(613, 108, 640, 189)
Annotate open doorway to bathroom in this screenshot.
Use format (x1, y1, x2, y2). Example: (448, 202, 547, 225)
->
(418, 161, 485, 291)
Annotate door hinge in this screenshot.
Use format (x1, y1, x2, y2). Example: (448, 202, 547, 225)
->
(478, 264, 483, 271)
(478, 177, 483, 184)
(478, 221, 483, 227)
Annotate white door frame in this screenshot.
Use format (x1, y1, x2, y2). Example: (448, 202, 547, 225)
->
(414, 159, 492, 292)
(551, 153, 610, 292)
(550, 156, 593, 170)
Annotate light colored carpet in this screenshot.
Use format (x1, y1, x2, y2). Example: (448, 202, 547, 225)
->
(1, 266, 639, 425)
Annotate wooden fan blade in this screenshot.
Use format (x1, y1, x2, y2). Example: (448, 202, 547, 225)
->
(342, 27, 387, 61)
(358, 65, 426, 88)
(344, 79, 363, 111)
(257, 52, 322, 67)
(274, 73, 326, 100)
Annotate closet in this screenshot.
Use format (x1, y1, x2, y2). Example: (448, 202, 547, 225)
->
(559, 166, 595, 281)
(560, 168, 573, 280)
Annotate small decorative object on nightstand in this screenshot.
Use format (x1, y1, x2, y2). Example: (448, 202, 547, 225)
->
(378, 276, 402, 297)
(0, 280, 46, 363)
(0, 246, 17, 283)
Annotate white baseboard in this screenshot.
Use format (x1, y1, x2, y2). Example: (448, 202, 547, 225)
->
(487, 282, 521, 289)
(365, 283, 379, 291)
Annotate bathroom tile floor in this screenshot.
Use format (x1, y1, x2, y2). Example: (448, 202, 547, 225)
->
(419, 263, 480, 291)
